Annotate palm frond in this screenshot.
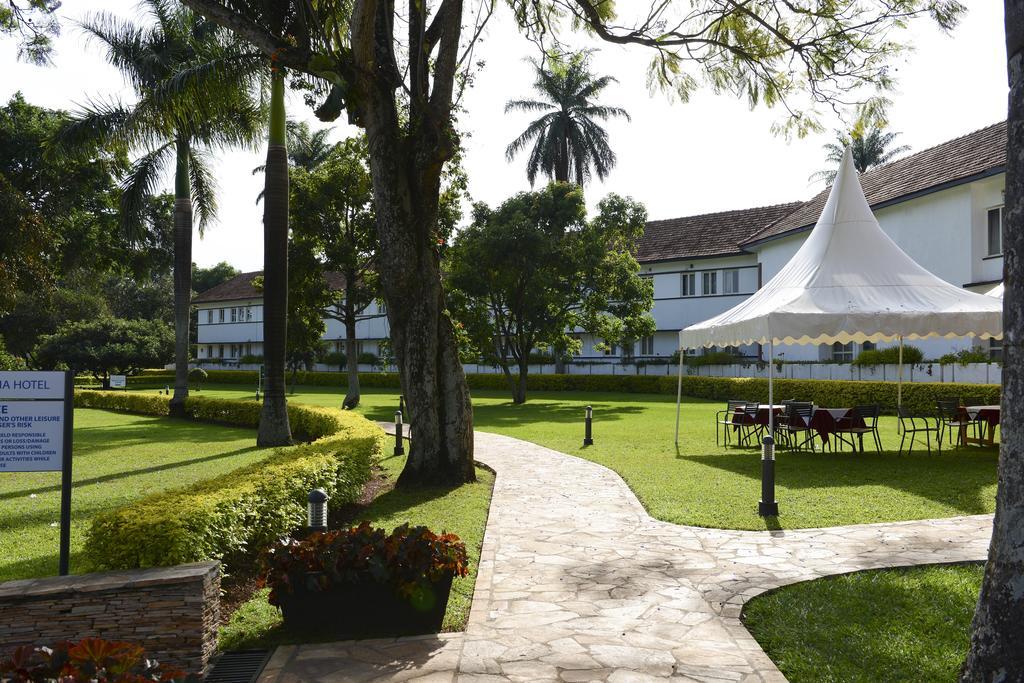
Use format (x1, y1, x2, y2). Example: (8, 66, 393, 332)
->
(120, 141, 175, 243)
(505, 113, 557, 161)
(504, 98, 555, 114)
(188, 147, 219, 233)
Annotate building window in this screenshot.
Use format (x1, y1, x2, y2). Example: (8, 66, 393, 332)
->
(680, 273, 695, 297)
(640, 335, 655, 355)
(602, 341, 618, 356)
(230, 308, 237, 322)
(621, 342, 635, 359)
(377, 300, 387, 315)
(206, 310, 212, 324)
(989, 338, 1003, 362)
(246, 306, 252, 321)
(722, 269, 740, 294)
(703, 271, 718, 295)
(218, 344, 224, 357)
(218, 309, 225, 323)
(862, 341, 876, 352)
(988, 207, 1003, 256)
(831, 341, 855, 362)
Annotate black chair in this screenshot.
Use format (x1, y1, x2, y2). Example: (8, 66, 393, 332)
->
(833, 404, 882, 452)
(936, 399, 974, 448)
(733, 402, 765, 447)
(961, 396, 989, 441)
(897, 406, 941, 455)
(716, 399, 748, 446)
(778, 402, 816, 451)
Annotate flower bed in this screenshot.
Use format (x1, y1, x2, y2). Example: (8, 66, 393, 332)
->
(0, 638, 198, 682)
(261, 523, 469, 638)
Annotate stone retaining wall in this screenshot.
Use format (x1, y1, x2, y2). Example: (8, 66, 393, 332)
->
(0, 562, 220, 674)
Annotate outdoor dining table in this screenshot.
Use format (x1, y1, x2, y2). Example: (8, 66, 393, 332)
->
(961, 405, 1001, 447)
(732, 405, 865, 449)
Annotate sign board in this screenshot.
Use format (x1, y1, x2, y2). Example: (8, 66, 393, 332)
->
(0, 370, 74, 575)
(0, 401, 65, 471)
(109, 374, 127, 389)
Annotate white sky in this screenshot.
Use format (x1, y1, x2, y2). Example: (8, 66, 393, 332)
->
(2, 1, 1008, 271)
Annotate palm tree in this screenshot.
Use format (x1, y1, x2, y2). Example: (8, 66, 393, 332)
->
(54, 1, 264, 417)
(811, 126, 911, 183)
(252, 120, 334, 200)
(505, 52, 630, 187)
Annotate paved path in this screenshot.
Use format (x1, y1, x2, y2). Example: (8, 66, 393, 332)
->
(258, 430, 992, 682)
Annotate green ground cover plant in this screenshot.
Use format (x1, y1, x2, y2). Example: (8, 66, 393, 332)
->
(141, 383, 998, 530)
(743, 564, 983, 682)
(0, 409, 261, 582)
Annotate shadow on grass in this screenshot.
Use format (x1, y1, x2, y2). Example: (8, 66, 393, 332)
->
(0, 549, 88, 584)
(678, 448, 998, 516)
(0, 445, 262, 503)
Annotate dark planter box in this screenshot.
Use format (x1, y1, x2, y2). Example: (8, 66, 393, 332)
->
(277, 572, 454, 638)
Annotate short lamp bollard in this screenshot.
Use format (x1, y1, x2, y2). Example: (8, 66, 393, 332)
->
(307, 488, 328, 533)
(164, 385, 170, 396)
(583, 405, 594, 446)
(394, 410, 405, 456)
(758, 436, 779, 517)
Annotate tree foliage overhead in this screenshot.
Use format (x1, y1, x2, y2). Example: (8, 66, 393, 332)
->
(505, 51, 629, 187)
(0, 0, 60, 64)
(446, 183, 655, 403)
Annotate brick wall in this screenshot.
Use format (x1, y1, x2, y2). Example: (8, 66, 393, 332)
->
(0, 562, 220, 674)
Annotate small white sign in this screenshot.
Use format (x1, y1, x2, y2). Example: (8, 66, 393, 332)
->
(109, 375, 127, 389)
(0, 371, 66, 400)
(0, 401, 65, 472)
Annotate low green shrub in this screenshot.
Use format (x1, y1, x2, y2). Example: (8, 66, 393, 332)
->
(320, 351, 346, 367)
(357, 352, 380, 365)
(239, 354, 264, 364)
(853, 345, 924, 366)
(937, 348, 992, 366)
(81, 402, 384, 572)
(685, 351, 745, 367)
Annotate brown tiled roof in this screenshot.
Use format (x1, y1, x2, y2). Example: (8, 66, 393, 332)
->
(745, 121, 1007, 245)
(193, 270, 346, 303)
(638, 203, 803, 262)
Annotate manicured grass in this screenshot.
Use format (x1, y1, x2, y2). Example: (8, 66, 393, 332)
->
(0, 409, 261, 582)
(160, 383, 998, 530)
(218, 456, 495, 650)
(743, 563, 983, 682)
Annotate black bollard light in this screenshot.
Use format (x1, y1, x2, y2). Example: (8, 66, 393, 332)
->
(758, 436, 779, 517)
(307, 488, 328, 533)
(164, 385, 170, 396)
(583, 405, 594, 446)
(394, 410, 405, 456)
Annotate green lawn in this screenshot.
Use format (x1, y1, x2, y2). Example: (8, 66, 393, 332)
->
(0, 408, 261, 582)
(743, 564, 983, 682)
(218, 455, 495, 650)
(164, 383, 998, 530)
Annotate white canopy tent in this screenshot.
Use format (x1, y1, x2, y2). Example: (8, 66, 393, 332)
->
(988, 282, 1004, 299)
(674, 148, 1003, 444)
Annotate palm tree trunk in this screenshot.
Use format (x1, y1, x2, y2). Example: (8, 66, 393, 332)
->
(343, 280, 360, 409)
(556, 131, 569, 183)
(169, 137, 193, 418)
(961, 3, 1024, 677)
(257, 70, 292, 447)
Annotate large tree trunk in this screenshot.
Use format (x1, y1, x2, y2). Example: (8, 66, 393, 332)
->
(960, 3, 1024, 677)
(343, 287, 360, 409)
(169, 138, 192, 418)
(257, 71, 292, 447)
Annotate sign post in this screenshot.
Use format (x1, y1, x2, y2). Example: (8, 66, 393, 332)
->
(0, 371, 74, 575)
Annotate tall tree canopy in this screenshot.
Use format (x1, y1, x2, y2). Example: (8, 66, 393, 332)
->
(811, 126, 912, 184)
(505, 52, 629, 187)
(53, 0, 265, 417)
(0, 0, 60, 64)
(447, 183, 654, 403)
(180, 0, 964, 486)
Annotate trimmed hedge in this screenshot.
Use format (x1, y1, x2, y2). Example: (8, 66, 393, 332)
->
(96, 368, 999, 415)
(76, 392, 385, 572)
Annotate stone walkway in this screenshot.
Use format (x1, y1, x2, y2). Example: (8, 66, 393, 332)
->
(258, 430, 992, 682)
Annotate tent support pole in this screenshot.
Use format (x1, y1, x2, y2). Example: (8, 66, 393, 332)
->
(898, 336, 904, 433)
(768, 340, 775, 435)
(674, 348, 684, 445)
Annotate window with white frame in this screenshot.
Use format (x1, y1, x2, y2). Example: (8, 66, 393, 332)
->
(680, 272, 696, 297)
(218, 309, 225, 323)
(206, 310, 212, 324)
(218, 344, 224, 357)
(602, 341, 618, 356)
(246, 306, 252, 321)
(703, 271, 718, 295)
(230, 308, 237, 322)
(988, 206, 1003, 256)
(722, 269, 740, 294)
(831, 341, 855, 362)
(989, 338, 1003, 361)
(640, 335, 655, 355)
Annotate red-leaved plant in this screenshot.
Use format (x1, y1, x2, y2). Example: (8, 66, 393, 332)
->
(260, 522, 469, 606)
(0, 637, 199, 682)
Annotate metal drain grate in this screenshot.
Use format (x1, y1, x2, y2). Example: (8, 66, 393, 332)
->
(205, 649, 273, 683)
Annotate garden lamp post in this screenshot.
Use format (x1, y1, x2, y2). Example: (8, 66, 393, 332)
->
(583, 405, 594, 446)
(394, 410, 405, 456)
(307, 488, 328, 533)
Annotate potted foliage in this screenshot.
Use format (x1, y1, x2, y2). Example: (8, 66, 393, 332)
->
(0, 638, 198, 682)
(261, 522, 469, 637)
